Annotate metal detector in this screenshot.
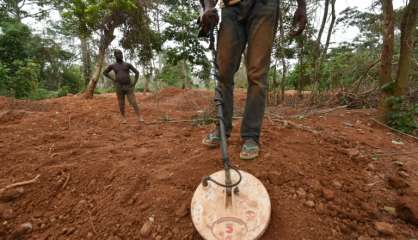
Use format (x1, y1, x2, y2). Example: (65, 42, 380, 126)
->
(191, 30, 271, 240)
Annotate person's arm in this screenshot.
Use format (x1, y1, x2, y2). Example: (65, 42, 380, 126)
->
(103, 65, 115, 82)
(129, 64, 139, 87)
(201, 0, 217, 10)
(198, 0, 219, 37)
(290, 0, 307, 37)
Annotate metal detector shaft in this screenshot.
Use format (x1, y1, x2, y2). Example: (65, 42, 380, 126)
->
(209, 30, 233, 198)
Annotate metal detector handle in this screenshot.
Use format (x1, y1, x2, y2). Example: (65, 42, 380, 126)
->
(206, 29, 243, 196)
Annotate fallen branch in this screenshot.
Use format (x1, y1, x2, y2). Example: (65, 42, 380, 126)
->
(145, 118, 216, 125)
(0, 174, 41, 194)
(371, 118, 418, 142)
(144, 105, 347, 126)
(353, 59, 380, 94)
(292, 105, 348, 119)
(271, 119, 319, 135)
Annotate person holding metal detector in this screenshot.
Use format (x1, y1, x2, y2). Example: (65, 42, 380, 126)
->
(103, 49, 144, 124)
(199, 0, 307, 160)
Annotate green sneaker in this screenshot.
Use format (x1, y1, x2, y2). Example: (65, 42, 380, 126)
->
(202, 131, 221, 148)
(240, 139, 260, 160)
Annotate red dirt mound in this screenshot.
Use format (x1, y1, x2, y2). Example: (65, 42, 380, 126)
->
(0, 89, 417, 240)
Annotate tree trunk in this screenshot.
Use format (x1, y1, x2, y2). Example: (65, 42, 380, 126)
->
(313, 0, 330, 85)
(181, 60, 189, 89)
(80, 35, 92, 88)
(272, 62, 278, 89)
(394, 0, 418, 97)
(144, 75, 150, 92)
(319, 0, 336, 70)
(378, 0, 395, 118)
(83, 26, 116, 99)
(298, 38, 304, 99)
(270, 61, 278, 105)
(316, 0, 330, 47)
(143, 63, 153, 93)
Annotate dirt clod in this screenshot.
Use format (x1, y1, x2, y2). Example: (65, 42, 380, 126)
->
(11, 222, 33, 239)
(322, 188, 335, 201)
(0, 203, 15, 220)
(296, 188, 307, 198)
(0, 187, 25, 202)
(374, 222, 394, 236)
(305, 200, 315, 208)
(345, 148, 360, 159)
(396, 196, 418, 226)
(332, 180, 343, 189)
(175, 202, 189, 218)
(398, 170, 410, 178)
(387, 176, 409, 189)
(140, 217, 154, 237)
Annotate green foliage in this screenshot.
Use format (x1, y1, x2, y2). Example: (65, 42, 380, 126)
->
(57, 86, 70, 97)
(95, 87, 115, 94)
(62, 66, 82, 94)
(385, 97, 418, 134)
(0, 19, 80, 99)
(162, 0, 210, 83)
(0, 19, 33, 63)
(0, 0, 54, 21)
(59, 0, 140, 36)
(29, 88, 58, 100)
(156, 62, 189, 88)
(0, 63, 11, 96)
(381, 81, 395, 94)
(0, 59, 41, 98)
(120, 2, 159, 65)
(338, 7, 381, 49)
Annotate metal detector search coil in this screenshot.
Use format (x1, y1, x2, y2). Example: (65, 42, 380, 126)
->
(191, 170, 271, 240)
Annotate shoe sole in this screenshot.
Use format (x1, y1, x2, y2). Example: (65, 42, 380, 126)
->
(240, 151, 259, 161)
(202, 139, 220, 148)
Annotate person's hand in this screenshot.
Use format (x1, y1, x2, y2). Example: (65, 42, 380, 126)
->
(290, 5, 307, 37)
(198, 8, 219, 38)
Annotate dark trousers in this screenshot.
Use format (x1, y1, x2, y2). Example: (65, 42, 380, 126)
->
(115, 84, 140, 117)
(217, 0, 278, 141)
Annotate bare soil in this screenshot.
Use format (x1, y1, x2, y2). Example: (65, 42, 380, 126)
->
(0, 88, 417, 240)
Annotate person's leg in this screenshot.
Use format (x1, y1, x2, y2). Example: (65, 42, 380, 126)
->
(202, 5, 247, 147)
(116, 86, 126, 117)
(217, 6, 247, 136)
(126, 87, 143, 122)
(240, 0, 278, 142)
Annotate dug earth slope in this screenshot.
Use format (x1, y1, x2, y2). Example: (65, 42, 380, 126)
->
(0, 88, 417, 240)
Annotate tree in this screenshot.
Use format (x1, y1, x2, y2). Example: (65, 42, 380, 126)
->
(312, 0, 330, 86)
(58, 0, 94, 88)
(120, 1, 161, 92)
(378, 0, 394, 117)
(0, 0, 54, 21)
(162, 0, 210, 89)
(394, 0, 418, 96)
(0, 17, 76, 98)
(377, 0, 418, 133)
(81, 0, 151, 98)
